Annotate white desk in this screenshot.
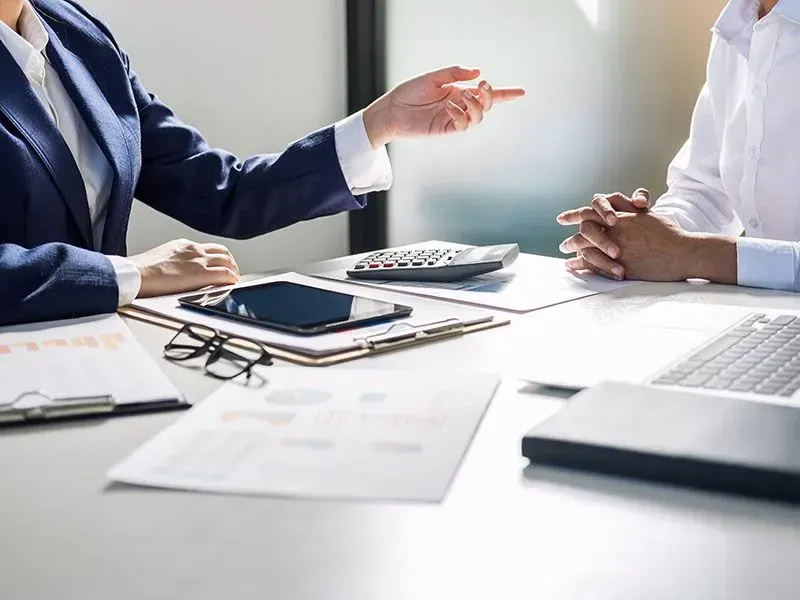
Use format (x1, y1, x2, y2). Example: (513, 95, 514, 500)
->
(2, 251, 800, 600)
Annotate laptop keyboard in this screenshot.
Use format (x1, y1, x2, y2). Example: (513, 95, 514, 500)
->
(653, 313, 800, 397)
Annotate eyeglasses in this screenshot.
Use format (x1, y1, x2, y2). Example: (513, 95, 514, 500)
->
(163, 324, 272, 380)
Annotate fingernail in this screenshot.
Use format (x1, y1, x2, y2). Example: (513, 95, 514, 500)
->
(559, 243, 566, 253)
(608, 245, 619, 258)
(463, 90, 472, 99)
(613, 266, 624, 277)
(480, 80, 489, 90)
(607, 214, 618, 225)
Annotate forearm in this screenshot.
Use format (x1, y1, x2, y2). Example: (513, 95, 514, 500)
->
(683, 233, 738, 285)
(684, 235, 800, 292)
(0, 243, 118, 326)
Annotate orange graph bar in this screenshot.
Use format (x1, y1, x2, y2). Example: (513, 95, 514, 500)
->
(83, 336, 99, 348)
(54, 339, 68, 347)
(0, 345, 9, 355)
(71, 338, 86, 348)
(23, 342, 38, 352)
(99, 334, 118, 351)
(112, 332, 125, 343)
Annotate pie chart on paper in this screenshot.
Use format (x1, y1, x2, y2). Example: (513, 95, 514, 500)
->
(265, 389, 333, 406)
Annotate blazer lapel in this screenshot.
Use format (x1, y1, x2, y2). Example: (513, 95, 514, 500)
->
(41, 20, 135, 255)
(0, 44, 93, 248)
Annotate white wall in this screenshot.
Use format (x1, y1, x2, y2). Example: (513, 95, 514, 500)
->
(79, 0, 349, 273)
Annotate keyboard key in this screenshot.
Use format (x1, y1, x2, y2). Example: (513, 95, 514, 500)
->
(398, 261, 410, 267)
(678, 373, 713, 387)
(756, 382, 784, 395)
(731, 381, 757, 392)
(772, 315, 797, 327)
(653, 376, 682, 386)
(412, 260, 424, 266)
(743, 314, 767, 325)
(693, 335, 744, 362)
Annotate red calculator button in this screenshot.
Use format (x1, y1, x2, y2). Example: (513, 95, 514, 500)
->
(383, 262, 395, 268)
(369, 263, 381, 268)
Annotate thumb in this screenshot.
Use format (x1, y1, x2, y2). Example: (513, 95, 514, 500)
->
(631, 188, 652, 209)
(427, 64, 481, 85)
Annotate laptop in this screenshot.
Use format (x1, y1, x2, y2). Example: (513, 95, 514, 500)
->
(523, 302, 800, 406)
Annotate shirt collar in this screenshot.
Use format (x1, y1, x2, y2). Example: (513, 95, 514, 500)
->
(0, 2, 49, 70)
(715, 0, 800, 42)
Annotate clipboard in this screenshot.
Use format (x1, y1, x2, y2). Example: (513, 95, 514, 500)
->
(0, 390, 187, 427)
(119, 306, 510, 367)
(0, 314, 188, 428)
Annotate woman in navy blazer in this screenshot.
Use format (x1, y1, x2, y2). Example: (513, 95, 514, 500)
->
(0, 0, 524, 326)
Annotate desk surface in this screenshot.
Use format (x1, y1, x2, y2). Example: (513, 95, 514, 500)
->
(3, 251, 800, 600)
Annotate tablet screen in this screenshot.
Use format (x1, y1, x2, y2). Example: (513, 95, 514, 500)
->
(178, 281, 411, 332)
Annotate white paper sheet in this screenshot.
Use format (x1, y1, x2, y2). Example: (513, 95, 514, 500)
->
(130, 272, 498, 356)
(0, 314, 181, 405)
(108, 369, 500, 502)
(316, 252, 641, 313)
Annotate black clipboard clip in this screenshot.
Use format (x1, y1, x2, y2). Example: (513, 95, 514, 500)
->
(0, 391, 117, 424)
(356, 318, 466, 351)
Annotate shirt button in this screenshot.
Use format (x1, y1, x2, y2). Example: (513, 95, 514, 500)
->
(748, 146, 761, 160)
(749, 218, 761, 229)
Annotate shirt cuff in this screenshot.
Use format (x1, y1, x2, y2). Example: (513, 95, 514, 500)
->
(736, 237, 797, 292)
(333, 111, 393, 195)
(106, 255, 142, 306)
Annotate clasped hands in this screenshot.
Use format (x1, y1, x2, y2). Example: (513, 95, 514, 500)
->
(556, 189, 737, 284)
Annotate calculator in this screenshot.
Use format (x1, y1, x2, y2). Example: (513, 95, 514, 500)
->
(346, 244, 520, 282)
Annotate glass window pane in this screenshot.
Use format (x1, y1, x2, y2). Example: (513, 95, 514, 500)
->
(386, 0, 727, 255)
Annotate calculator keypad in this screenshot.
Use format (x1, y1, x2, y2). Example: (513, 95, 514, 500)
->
(352, 248, 461, 271)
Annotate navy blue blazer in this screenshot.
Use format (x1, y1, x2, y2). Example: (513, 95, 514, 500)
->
(0, 0, 364, 326)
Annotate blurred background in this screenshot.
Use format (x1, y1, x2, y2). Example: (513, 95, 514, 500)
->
(80, 0, 726, 268)
(386, 0, 727, 254)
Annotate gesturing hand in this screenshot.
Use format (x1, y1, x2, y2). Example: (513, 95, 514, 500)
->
(362, 65, 526, 147)
(129, 239, 240, 298)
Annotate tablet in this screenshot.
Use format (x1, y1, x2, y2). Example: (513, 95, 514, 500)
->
(177, 281, 413, 336)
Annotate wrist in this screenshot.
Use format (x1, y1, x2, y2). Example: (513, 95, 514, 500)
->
(682, 233, 738, 284)
(362, 95, 395, 149)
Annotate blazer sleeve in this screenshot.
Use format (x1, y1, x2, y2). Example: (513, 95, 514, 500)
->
(122, 54, 365, 240)
(0, 243, 118, 326)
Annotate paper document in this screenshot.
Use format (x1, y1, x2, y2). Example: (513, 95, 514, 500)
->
(108, 369, 500, 502)
(129, 272, 499, 357)
(0, 314, 181, 406)
(317, 251, 641, 313)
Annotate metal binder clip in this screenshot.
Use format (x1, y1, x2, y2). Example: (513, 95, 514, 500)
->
(0, 391, 117, 424)
(358, 318, 465, 350)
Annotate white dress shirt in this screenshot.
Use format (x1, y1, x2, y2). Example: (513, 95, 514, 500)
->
(0, 3, 392, 305)
(653, 0, 800, 291)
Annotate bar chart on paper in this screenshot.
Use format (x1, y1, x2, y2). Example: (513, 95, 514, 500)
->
(0, 332, 127, 355)
(0, 315, 180, 406)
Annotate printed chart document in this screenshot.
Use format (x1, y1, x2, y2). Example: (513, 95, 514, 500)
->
(317, 252, 641, 313)
(0, 314, 181, 406)
(108, 369, 500, 502)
